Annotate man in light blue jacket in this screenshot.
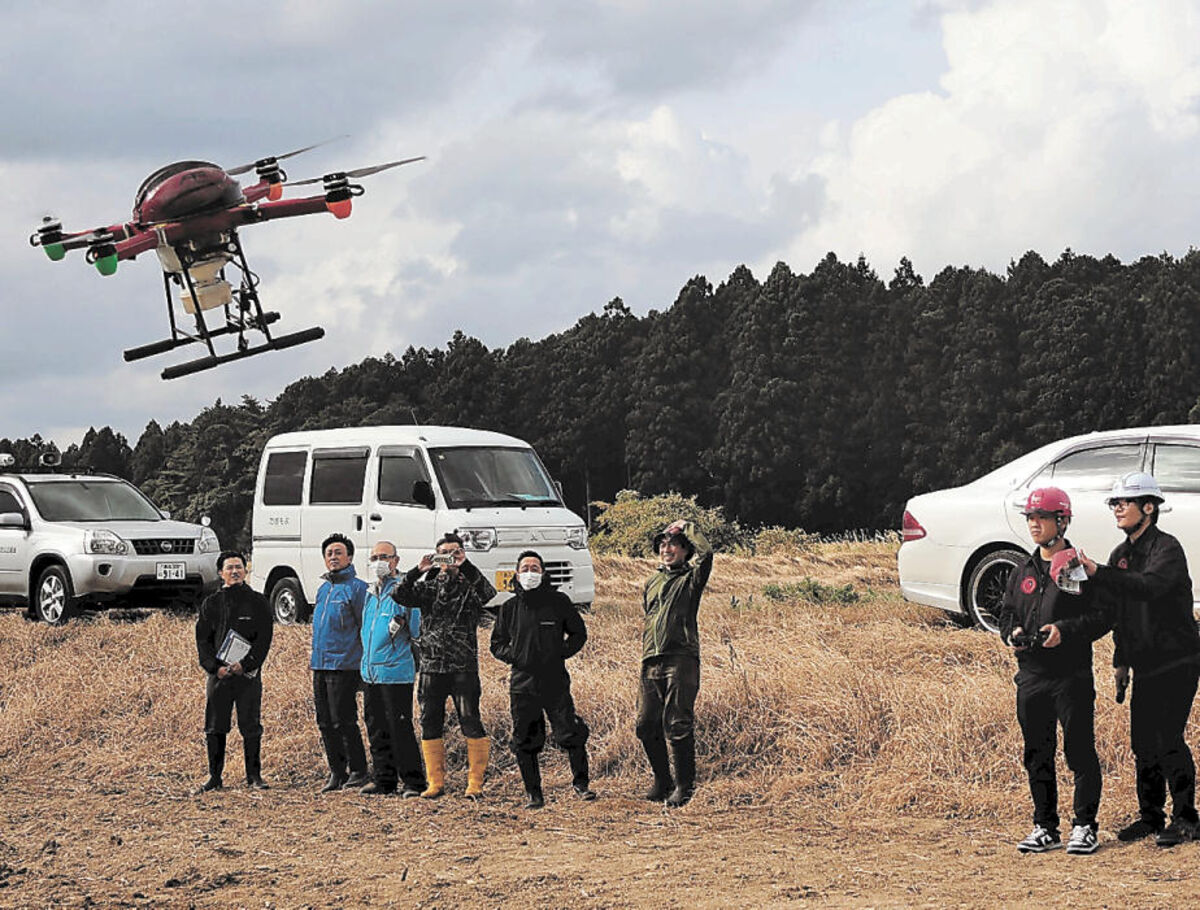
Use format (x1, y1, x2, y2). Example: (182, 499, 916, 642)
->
(359, 540, 425, 796)
(311, 533, 369, 793)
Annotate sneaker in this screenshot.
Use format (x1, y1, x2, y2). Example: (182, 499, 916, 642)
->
(400, 786, 423, 799)
(1016, 825, 1062, 853)
(1116, 819, 1162, 842)
(1066, 825, 1099, 854)
(1156, 819, 1197, 847)
(573, 784, 597, 801)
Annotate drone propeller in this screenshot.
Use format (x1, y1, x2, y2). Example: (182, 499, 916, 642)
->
(225, 135, 349, 176)
(283, 156, 426, 187)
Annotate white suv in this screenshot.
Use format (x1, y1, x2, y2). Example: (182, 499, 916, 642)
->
(0, 458, 221, 623)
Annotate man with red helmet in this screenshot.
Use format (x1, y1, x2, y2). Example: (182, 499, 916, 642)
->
(999, 486, 1110, 855)
(1080, 472, 1200, 847)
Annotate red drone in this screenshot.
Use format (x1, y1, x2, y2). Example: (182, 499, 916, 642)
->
(29, 141, 423, 379)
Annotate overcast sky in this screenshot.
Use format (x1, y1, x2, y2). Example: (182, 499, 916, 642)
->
(3, 0, 1200, 447)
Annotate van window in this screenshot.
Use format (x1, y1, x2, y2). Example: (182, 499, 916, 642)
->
(0, 487, 23, 513)
(311, 449, 369, 505)
(1152, 443, 1200, 493)
(429, 446, 560, 509)
(263, 451, 307, 505)
(1037, 444, 1143, 490)
(379, 451, 429, 505)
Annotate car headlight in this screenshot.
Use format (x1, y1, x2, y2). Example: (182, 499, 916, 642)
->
(456, 527, 497, 551)
(85, 529, 129, 556)
(566, 526, 588, 550)
(197, 527, 220, 554)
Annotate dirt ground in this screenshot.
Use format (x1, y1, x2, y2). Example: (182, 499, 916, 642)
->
(3, 778, 1200, 908)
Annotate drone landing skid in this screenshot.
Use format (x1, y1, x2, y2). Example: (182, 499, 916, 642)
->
(160, 326, 325, 380)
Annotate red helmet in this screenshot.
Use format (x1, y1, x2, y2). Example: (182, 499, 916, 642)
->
(1023, 486, 1072, 518)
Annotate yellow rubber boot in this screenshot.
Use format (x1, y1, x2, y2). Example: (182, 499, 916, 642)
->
(420, 738, 445, 799)
(464, 737, 490, 799)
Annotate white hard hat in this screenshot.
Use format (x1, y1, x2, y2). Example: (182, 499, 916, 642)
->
(1108, 472, 1166, 506)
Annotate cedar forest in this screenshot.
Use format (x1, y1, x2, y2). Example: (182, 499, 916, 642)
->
(6, 248, 1200, 552)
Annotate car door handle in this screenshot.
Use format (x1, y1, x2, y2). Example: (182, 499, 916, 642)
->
(369, 513, 382, 522)
(355, 515, 363, 532)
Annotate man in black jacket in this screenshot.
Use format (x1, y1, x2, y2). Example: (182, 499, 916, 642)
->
(999, 487, 1109, 855)
(195, 550, 274, 792)
(1081, 472, 1200, 847)
(490, 550, 592, 809)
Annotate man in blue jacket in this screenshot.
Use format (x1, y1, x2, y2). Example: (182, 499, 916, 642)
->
(359, 540, 425, 797)
(311, 533, 369, 793)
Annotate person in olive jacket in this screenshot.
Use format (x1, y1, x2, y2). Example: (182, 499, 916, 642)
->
(195, 550, 273, 792)
(490, 550, 592, 809)
(637, 519, 713, 808)
(999, 487, 1110, 856)
(1081, 472, 1200, 847)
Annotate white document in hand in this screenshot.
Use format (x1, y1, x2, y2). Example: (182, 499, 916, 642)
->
(217, 629, 252, 666)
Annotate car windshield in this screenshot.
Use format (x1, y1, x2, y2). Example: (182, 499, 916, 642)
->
(27, 480, 162, 521)
(428, 446, 561, 509)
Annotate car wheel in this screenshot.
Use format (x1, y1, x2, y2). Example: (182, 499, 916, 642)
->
(271, 577, 307, 625)
(965, 548, 1025, 634)
(34, 565, 76, 625)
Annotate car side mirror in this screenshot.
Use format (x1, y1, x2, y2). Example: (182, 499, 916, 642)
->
(0, 511, 28, 530)
(160, 510, 171, 520)
(412, 480, 436, 510)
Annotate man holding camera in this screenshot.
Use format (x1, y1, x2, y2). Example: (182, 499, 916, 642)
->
(391, 532, 496, 799)
(637, 519, 713, 808)
(999, 487, 1109, 854)
(1080, 472, 1200, 846)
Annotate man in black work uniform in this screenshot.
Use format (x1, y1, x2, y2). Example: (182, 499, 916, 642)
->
(195, 550, 274, 792)
(490, 549, 593, 809)
(1081, 472, 1200, 847)
(999, 487, 1109, 855)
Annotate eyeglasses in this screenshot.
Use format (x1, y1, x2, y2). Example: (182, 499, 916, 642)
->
(1108, 499, 1135, 511)
(368, 553, 397, 562)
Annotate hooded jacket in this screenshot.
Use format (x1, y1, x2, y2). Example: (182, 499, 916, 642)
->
(490, 572, 586, 679)
(196, 582, 273, 676)
(998, 540, 1110, 679)
(1095, 524, 1200, 675)
(360, 573, 422, 684)
(642, 522, 713, 662)
(310, 565, 368, 671)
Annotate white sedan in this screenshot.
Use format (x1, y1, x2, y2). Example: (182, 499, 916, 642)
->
(899, 425, 1200, 632)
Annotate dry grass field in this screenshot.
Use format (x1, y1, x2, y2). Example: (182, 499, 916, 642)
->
(1, 542, 1199, 908)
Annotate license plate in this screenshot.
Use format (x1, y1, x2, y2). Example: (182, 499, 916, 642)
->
(156, 562, 186, 581)
(494, 570, 514, 591)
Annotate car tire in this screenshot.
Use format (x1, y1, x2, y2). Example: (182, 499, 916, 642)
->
(34, 564, 77, 625)
(271, 577, 307, 625)
(965, 548, 1025, 634)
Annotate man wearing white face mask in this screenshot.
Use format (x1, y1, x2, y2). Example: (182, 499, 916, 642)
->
(490, 550, 592, 809)
(358, 541, 425, 796)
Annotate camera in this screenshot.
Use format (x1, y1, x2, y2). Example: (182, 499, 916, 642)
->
(1011, 629, 1048, 649)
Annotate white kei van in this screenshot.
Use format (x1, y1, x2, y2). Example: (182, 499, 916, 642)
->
(250, 425, 594, 624)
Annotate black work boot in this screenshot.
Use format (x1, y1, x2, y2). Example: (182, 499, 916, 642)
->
(665, 736, 695, 808)
(516, 751, 543, 809)
(568, 745, 596, 800)
(198, 734, 226, 793)
(641, 737, 673, 802)
(244, 736, 269, 790)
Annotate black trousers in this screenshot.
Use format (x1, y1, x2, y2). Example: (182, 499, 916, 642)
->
(418, 671, 486, 740)
(204, 673, 262, 738)
(509, 668, 589, 757)
(312, 669, 367, 777)
(1016, 671, 1102, 832)
(1130, 662, 1200, 826)
(363, 682, 426, 791)
(636, 655, 700, 746)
